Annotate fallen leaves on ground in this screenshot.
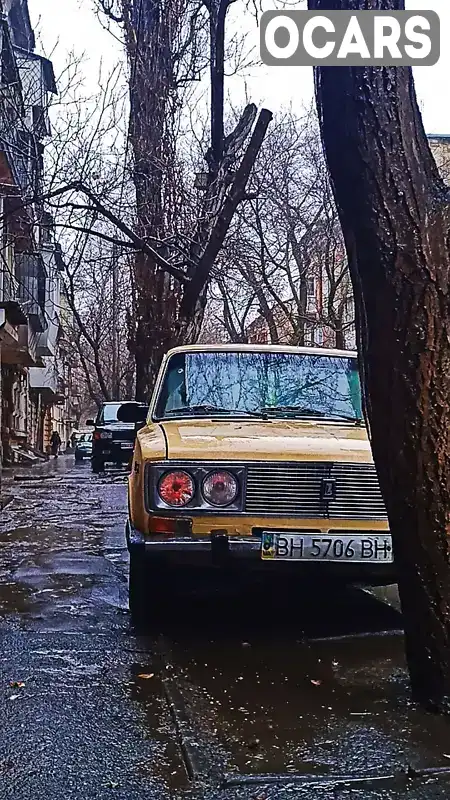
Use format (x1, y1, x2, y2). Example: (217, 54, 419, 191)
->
(9, 681, 25, 689)
(138, 673, 155, 680)
(310, 679, 322, 686)
(247, 737, 261, 750)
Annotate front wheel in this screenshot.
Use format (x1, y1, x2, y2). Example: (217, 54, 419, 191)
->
(91, 457, 104, 473)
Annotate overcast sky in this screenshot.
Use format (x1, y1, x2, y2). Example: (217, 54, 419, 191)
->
(28, 0, 450, 134)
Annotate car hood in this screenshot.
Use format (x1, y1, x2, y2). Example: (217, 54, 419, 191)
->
(158, 418, 373, 463)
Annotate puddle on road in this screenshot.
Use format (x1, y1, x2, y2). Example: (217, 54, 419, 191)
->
(137, 582, 450, 787)
(0, 464, 129, 629)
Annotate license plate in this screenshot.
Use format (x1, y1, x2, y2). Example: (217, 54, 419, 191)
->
(120, 442, 134, 449)
(261, 532, 393, 563)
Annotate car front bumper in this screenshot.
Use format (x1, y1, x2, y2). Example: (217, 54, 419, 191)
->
(125, 520, 395, 585)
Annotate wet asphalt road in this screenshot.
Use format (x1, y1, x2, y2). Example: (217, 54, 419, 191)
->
(1, 457, 450, 800)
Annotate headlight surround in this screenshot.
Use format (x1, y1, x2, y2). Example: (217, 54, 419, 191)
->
(158, 470, 195, 507)
(202, 470, 239, 507)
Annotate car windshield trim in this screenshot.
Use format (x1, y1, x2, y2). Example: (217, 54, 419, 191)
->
(161, 404, 268, 420)
(153, 351, 363, 423)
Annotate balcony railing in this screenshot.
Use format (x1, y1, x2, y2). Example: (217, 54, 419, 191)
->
(15, 252, 46, 331)
(0, 264, 27, 325)
(0, 124, 35, 198)
(0, 20, 36, 199)
(2, 268, 18, 302)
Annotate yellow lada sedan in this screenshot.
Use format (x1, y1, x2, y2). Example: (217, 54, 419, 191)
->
(119, 345, 393, 621)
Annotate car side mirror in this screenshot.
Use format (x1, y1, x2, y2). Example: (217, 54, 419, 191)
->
(117, 403, 148, 424)
(85, 419, 95, 427)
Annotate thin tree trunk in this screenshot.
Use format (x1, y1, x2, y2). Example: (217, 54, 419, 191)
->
(334, 326, 345, 351)
(209, 0, 227, 172)
(310, 0, 450, 708)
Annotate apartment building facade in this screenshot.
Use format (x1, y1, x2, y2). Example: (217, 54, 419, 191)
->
(428, 135, 450, 184)
(246, 270, 356, 350)
(0, 0, 80, 465)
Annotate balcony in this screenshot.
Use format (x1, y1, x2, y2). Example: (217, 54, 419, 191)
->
(1, 322, 42, 366)
(0, 267, 27, 325)
(34, 256, 62, 356)
(15, 251, 46, 332)
(0, 110, 35, 199)
(0, 20, 37, 198)
(36, 326, 55, 357)
(29, 359, 65, 401)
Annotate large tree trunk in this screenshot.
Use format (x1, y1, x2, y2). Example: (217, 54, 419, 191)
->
(310, 0, 450, 708)
(122, 0, 182, 401)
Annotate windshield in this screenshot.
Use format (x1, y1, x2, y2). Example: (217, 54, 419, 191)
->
(98, 403, 123, 424)
(154, 351, 363, 422)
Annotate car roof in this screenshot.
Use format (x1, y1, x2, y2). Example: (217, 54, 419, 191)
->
(164, 344, 358, 359)
(101, 400, 136, 405)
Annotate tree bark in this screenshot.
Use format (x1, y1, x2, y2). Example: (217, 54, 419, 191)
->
(309, 0, 450, 708)
(121, 0, 183, 401)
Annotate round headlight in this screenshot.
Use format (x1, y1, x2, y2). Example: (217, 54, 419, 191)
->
(158, 470, 195, 507)
(202, 470, 238, 507)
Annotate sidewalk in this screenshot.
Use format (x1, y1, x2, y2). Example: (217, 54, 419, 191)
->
(1, 454, 76, 508)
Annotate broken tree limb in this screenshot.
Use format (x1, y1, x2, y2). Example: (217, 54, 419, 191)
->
(180, 107, 273, 316)
(222, 103, 258, 164)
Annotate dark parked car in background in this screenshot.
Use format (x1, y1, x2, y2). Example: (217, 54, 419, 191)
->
(74, 433, 93, 462)
(86, 401, 147, 473)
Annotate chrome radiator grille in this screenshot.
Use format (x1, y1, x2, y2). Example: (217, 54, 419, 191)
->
(245, 462, 387, 520)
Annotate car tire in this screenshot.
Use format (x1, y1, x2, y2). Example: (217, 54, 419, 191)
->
(91, 458, 104, 474)
(75, 453, 83, 462)
(129, 552, 159, 627)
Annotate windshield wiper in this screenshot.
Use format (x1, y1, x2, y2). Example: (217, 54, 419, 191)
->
(164, 405, 268, 419)
(261, 405, 325, 416)
(260, 406, 363, 424)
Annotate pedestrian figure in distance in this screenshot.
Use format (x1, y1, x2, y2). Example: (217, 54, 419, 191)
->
(50, 430, 62, 458)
